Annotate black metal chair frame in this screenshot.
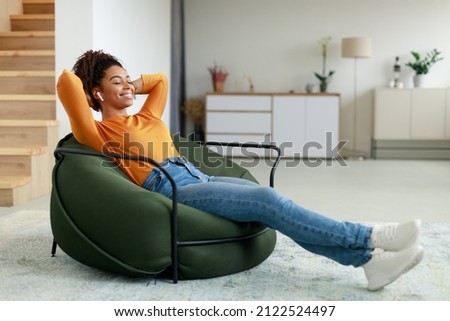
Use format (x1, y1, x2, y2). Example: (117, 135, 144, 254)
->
(51, 141, 281, 283)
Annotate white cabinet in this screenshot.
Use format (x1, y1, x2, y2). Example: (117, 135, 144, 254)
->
(374, 88, 449, 140)
(374, 89, 411, 139)
(205, 94, 272, 144)
(272, 96, 306, 157)
(272, 95, 339, 157)
(205, 93, 340, 158)
(373, 88, 450, 159)
(410, 89, 446, 139)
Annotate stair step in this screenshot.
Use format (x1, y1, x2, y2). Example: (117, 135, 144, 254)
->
(23, 0, 55, 2)
(0, 50, 54, 70)
(0, 145, 47, 156)
(0, 70, 55, 94)
(11, 14, 55, 32)
(0, 119, 58, 127)
(23, 0, 55, 14)
(0, 120, 59, 200)
(0, 175, 33, 207)
(0, 31, 54, 50)
(0, 119, 58, 148)
(0, 176, 32, 189)
(0, 94, 55, 120)
(0, 146, 48, 177)
(0, 70, 54, 76)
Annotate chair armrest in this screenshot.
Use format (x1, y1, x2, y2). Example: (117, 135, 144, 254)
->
(202, 141, 281, 188)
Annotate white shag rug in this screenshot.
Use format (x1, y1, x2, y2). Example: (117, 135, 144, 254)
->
(1, 210, 449, 301)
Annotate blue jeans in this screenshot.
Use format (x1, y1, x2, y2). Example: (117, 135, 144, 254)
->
(142, 157, 373, 267)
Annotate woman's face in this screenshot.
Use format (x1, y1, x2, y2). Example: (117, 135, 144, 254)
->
(97, 65, 135, 111)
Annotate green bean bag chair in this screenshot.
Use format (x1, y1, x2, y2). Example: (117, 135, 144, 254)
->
(50, 133, 277, 280)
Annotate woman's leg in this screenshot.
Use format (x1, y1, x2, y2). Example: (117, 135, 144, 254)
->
(144, 160, 423, 290)
(176, 177, 372, 267)
(144, 164, 371, 266)
(177, 177, 424, 291)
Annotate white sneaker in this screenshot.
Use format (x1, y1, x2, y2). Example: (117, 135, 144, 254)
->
(370, 219, 421, 251)
(363, 245, 424, 291)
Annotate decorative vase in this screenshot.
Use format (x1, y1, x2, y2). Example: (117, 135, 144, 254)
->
(413, 74, 428, 88)
(319, 82, 328, 93)
(305, 83, 315, 93)
(214, 80, 225, 93)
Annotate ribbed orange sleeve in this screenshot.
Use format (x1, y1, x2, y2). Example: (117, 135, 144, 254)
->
(56, 70, 103, 150)
(139, 73, 169, 118)
(57, 70, 178, 186)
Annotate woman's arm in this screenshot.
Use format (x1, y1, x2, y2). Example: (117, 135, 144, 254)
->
(135, 73, 169, 119)
(57, 70, 99, 144)
(132, 78, 143, 95)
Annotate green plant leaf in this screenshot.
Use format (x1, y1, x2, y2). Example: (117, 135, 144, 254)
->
(405, 49, 443, 75)
(314, 72, 326, 82)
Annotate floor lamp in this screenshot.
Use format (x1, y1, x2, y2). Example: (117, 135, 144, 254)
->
(341, 37, 372, 159)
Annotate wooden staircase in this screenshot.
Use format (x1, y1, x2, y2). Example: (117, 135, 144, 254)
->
(0, 0, 57, 206)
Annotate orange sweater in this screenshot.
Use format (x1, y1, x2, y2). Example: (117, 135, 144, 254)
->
(57, 70, 178, 186)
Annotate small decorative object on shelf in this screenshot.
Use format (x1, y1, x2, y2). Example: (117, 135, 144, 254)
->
(183, 99, 205, 142)
(393, 56, 401, 85)
(208, 63, 228, 93)
(389, 56, 404, 88)
(245, 74, 255, 93)
(314, 36, 335, 92)
(405, 49, 444, 87)
(305, 83, 315, 93)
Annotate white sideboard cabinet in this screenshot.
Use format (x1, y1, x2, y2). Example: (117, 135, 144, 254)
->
(206, 94, 272, 145)
(205, 93, 340, 158)
(272, 95, 339, 157)
(373, 88, 450, 159)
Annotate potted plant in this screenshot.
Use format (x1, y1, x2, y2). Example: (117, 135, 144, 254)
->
(314, 36, 335, 92)
(405, 49, 443, 87)
(208, 63, 228, 93)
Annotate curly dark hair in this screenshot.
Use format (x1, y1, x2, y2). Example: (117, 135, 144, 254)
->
(72, 50, 123, 112)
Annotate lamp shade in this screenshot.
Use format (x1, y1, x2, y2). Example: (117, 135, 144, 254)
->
(342, 37, 372, 58)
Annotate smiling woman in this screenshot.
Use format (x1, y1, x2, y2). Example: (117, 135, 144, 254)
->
(56, 49, 424, 291)
(93, 66, 137, 119)
(57, 50, 175, 186)
(71, 50, 140, 115)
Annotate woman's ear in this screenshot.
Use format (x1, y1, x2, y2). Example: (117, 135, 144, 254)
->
(91, 88, 104, 102)
(87, 88, 102, 112)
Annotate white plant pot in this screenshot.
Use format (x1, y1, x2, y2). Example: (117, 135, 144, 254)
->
(413, 74, 428, 88)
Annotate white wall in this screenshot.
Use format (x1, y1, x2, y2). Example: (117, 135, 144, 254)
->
(0, 0, 21, 31)
(55, 0, 93, 138)
(55, 0, 171, 138)
(184, 0, 450, 156)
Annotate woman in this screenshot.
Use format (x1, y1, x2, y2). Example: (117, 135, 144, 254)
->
(57, 50, 424, 291)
